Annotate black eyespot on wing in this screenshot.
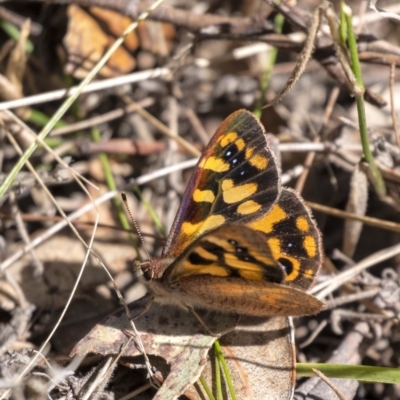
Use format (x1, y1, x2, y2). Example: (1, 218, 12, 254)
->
(278, 257, 293, 276)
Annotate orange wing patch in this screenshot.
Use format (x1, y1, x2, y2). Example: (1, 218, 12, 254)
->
(249, 204, 286, 234)
(182, 214, 225, 236)
(237, 200, 261, 215)
(193, 189, 215, 203)
(249, 154, 268, 170)
(199, 156, 230, 172)
(221, 180, 258, 204)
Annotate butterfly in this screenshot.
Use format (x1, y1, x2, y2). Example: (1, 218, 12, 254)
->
(139, 109, 325, 317)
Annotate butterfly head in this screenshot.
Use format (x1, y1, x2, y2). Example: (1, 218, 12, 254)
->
(134, 260, 154, 281)
(134, 258, 175, 282)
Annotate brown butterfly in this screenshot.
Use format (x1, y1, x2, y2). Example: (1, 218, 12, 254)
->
(139, 110, 325, 317)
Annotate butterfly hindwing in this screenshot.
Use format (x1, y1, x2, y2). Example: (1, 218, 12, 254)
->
(163, 110, 280, 258)
(175, 275, 325, 316)
(248, 188, 322, 290)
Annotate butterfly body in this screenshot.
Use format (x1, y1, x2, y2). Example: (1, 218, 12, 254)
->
(140, 110, 325, 317)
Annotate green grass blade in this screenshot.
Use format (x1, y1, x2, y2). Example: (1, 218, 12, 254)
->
(297, 363, 400, 384)
(0, 19, 33, 53)
(199, 375, 217, 400)
(214, 340, 237, 400)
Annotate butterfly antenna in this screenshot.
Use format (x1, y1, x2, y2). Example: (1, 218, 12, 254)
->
(121, 192, 151, 263)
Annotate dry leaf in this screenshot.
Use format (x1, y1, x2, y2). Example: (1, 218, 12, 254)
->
(89, 6, 139, 52)
(186, 316, 296, 400)
(0, 19, 31, 118)
(63, 5, 137, 78)
(342, 163, 368, 257)
(72, 295, 239, 399)
(5, 19, 30, 93)
(72, 297, 296, 399)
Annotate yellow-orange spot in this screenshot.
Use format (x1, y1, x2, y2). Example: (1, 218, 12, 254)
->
(221, 179, 234, 190)
(199, 156, 230, 172)
(267, 237, 282, 256)
(223, 254, 265, 280)
(179, 263, 229, 277)
(193, 189, 215, 203)
(237, 200, 261, 215)
(249, 154, 268, 170)
(181, 214, 225, 237)
(221, 180, 258, 204)
(235, 138, 245, 151)
(198, 266, 229, 276)
(239, 270, 264, 280)
(196, 247, 218, 261)
(245, 147, 254, 159)
(249, 204, 286, 234)
(225, 249, 274, 270)
(296, 216, 309, 232)
(303, 235, 317, 257)
(284, 257, 301, 281)
(220, 132, 238, 148)
(304, 268, 315, 278)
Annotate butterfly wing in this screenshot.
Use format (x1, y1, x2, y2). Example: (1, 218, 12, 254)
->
(163, 109, 280, 258)
(163, 189, 322, 292)
(177, 275, 325, 317)
(163, 224, 324, 316)
(163, 224, 285, 284)
(248, 188, 322, 290)
(157, 109, 322, 314)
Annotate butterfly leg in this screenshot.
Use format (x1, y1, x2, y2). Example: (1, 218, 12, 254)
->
(187, 306, 239, 337)
(129, 296, 155, 321)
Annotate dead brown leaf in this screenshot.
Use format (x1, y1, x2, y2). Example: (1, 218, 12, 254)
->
(63, 5, 137, 79)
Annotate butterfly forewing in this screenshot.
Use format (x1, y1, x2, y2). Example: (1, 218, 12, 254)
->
(163, 110, 280, 258)
(163, 224, 285, 284)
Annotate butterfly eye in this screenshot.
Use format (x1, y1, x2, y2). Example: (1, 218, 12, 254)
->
(143, 268, 154, 281)
(138, 261, 154, 281)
